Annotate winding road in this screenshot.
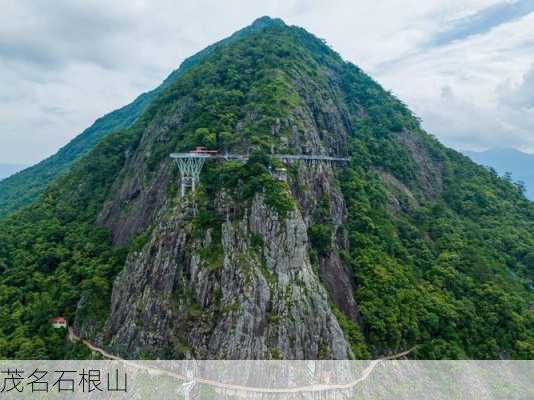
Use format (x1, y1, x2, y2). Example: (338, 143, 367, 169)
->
(68, 327, 415, 394)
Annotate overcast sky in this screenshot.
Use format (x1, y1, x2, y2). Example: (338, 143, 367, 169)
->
(1, 0, 534, 164)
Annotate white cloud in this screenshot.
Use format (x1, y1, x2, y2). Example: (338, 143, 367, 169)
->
(376, 10, 534, 152)
(0, 0, 533, 163)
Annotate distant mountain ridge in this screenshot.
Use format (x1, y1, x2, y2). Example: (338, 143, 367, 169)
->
(465, 148, 534, 200)
(0, 17, 285, 217)
(0, 164, 27, 181)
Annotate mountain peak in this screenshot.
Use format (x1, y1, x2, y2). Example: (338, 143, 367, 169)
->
(250, 16, 286, 29)
(1, 18, 532, 361)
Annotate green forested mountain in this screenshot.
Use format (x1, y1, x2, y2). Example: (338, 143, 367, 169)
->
(0, 17, 285, 218)
(0, 17, 532, 360)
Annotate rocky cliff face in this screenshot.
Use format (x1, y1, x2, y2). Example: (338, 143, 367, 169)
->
(103, 193, 350, 359)
(90, 52, 367, 359)
(83, 19, 367, 359)
(64, 18, 532, 360)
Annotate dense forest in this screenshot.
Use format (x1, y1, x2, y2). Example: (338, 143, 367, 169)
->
(0, 17, 532, 360)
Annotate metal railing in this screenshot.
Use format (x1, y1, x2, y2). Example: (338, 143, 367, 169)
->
(170, 152, 349, 196)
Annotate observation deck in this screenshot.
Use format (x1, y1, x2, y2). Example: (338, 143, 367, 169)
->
(170, 147, 349, 196)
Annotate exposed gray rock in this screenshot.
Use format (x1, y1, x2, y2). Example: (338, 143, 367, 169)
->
(89, 55, 365, 359)
(397, 131, 444, 199)
(102, 195, 351, 359)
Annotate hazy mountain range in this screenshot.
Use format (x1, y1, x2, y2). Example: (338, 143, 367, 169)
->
(464, 148, 534, 200)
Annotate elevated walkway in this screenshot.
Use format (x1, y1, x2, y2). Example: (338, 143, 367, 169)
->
(170, 150, 349, 196)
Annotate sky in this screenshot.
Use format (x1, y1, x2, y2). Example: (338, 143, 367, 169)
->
(1, 0, 534, 164)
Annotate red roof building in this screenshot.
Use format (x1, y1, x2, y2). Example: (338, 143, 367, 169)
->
(50, 316, 67, 329)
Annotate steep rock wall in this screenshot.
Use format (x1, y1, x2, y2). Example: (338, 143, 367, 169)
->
(102, 195, 351, 359)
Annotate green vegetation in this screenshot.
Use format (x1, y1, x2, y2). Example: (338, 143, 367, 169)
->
(308, 197, 334, 256)
(338, 143, 533, 358)
(332, 307, 369, 359)
(0, 17, 532, 360)
(0, 125, 137, 358)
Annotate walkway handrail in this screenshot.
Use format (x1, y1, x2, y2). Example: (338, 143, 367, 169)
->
(170, 153, 350, 162)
